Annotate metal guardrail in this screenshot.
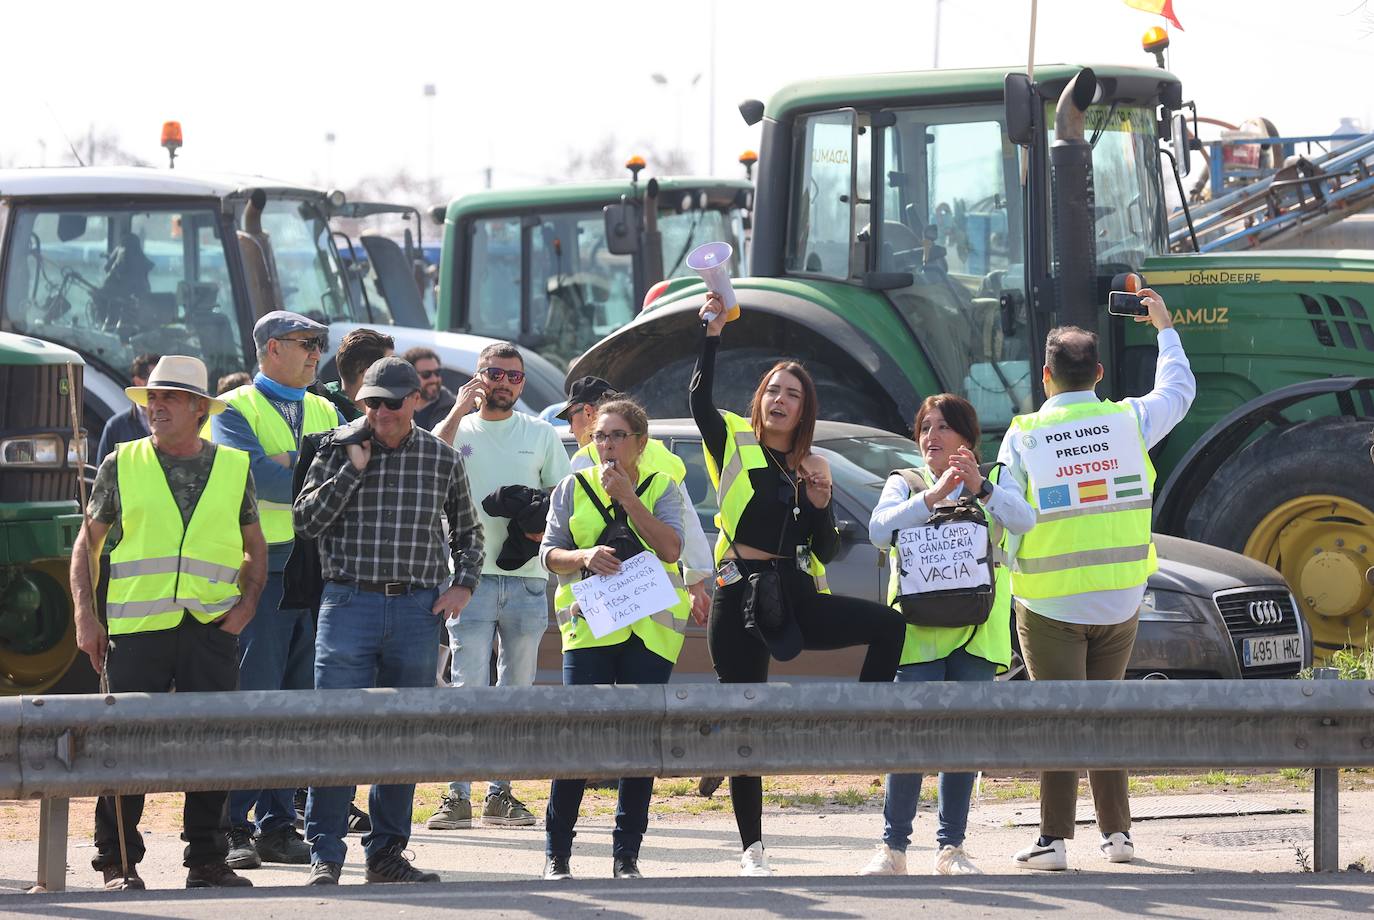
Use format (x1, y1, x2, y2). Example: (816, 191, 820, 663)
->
(5, 675, 1373, 891)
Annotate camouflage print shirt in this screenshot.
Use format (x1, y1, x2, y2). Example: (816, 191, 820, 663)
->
(88, 439, 257, 550)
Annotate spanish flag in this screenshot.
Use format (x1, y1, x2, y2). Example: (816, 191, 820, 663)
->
(1123, 0, 1183, 30)
(1077, 479, 1109, 504)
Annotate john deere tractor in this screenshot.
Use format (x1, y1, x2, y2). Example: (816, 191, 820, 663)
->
(572, 63, 1374, 661)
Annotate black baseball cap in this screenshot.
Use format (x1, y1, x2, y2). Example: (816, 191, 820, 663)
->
(556, 376, 622, 420)
(355, 356, 421, 401)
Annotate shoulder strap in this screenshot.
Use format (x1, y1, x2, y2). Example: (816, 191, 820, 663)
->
(574, 472, 615, 525)
(894, 467, 929, 494)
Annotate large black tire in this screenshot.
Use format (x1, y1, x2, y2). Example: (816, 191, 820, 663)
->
(1186, 417, 1374, 656)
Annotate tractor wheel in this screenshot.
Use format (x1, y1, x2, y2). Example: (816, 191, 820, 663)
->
(1187, 418, 1374, 661)
(0, 559, 79, 694)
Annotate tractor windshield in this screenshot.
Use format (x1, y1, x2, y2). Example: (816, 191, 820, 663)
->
(253, 197, 355, 324)
(787, 103, 1034, 433)
(2, 203, 247, 385)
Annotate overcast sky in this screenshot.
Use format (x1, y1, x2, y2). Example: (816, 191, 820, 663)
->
(4, 0, 1369, 199)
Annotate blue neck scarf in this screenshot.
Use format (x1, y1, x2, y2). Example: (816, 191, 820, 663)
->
(254, 372, 306, 403)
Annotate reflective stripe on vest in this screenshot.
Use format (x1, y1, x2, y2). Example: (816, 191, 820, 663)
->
(551, 470, 690, 663)
(704, 412, 831, 593)
(214, 384, 336, 544)
(1008, 400, 1157, 599)
(106, 438, 249, 634)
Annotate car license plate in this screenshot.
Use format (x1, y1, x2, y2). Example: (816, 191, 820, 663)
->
(1242, 634, 1302, 668)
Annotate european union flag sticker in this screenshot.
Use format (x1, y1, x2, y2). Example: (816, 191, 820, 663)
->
(1039, 484, 1071, 509)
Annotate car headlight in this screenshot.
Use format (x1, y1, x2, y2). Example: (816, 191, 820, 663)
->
(1, 434, 64, 467)
(1139, 589, 1204, 622)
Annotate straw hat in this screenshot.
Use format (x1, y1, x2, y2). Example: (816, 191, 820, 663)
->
(124, 355, 229, 415)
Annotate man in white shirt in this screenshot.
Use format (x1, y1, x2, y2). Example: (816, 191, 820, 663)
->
(428, 342, 570, 830)
(998, 288, 1195, 872)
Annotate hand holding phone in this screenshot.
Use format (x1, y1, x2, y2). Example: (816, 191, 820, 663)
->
(1107, 291, 1149, 317)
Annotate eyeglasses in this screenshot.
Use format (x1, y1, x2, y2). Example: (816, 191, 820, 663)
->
(417, 369, 442, 379)
(278, 336, 326, 353)
(479, 366, 526, 384)
(591, 430, 634, 445)
(363, 395, 410, 411)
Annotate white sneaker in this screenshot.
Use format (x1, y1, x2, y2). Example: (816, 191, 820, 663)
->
(739, 841, 773, 877)
(1100, 831, 1135, 863)
(934, 844, 982, 875)
(1013, 837, 1067, 871)
(858, 843, 907, 876)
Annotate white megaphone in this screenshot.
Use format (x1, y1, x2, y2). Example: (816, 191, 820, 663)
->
(687, 241, 741, 323)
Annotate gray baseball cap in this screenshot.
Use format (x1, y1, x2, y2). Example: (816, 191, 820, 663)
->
(253, 310, 328, 350)
(355, 356, 421, 401)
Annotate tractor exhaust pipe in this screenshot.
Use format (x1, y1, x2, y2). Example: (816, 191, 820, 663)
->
(1051, 68, 1100, 334)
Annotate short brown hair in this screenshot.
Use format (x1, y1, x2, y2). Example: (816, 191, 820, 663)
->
(402, 346, 439, 366)
(596, 398, 649, 441)
(478, 341, 522, 367)
(131, 353, 160, 380)
(750, 361, 818, 467)
(338, 328, 396, 386)
(913, 393, 981, 451)
(216, 370, 251, 395)
(1045, 326, 1100, 391)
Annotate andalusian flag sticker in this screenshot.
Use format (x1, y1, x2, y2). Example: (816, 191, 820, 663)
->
(1114, 474, 1144, 498)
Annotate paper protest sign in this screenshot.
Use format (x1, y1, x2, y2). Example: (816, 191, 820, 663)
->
(1019, 413, 1149, 516)
(896, 522, 991, 595)
(569, 551, 679, 639)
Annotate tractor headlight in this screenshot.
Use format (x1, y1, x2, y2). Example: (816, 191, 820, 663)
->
(0, 434, 63, 468)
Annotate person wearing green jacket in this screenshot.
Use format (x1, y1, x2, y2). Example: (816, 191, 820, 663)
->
(860, 394, 1035, 877)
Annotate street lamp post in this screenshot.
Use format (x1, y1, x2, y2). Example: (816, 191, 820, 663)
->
(423, 83, 437, 198)
(650, 72, 702, 171)
(324, 131, 336, 186)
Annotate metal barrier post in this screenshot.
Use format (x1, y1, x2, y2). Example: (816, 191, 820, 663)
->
(1312, 667, 1340, 872)
(36, 797, 69, 893)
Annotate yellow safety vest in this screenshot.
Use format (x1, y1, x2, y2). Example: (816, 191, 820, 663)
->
(1008, 399, 1157, 599)
(106, 438, 250, 635)
(702, 411, 831, 592)
(574, 437, 688, 486)
(552, 469, 690, 663)
(886, 465, 1013, 670)
(211, 383, 337, 544)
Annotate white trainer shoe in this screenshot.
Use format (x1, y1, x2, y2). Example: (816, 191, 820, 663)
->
(934, 845, 983, 875)
(1100, 831, 1135, 863)
(739, 841, 773, 877)
(1013, 837, 1068, 871)
(858, 843, 907, 876)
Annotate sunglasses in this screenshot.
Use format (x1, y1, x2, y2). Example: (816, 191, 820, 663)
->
(418, 369, 442, 379)
(478, 366, 526, 384)
(278, 336, 327, 353)
(363, 395, 410, 411)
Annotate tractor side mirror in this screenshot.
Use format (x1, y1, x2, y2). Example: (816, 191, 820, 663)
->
(1172, 113, 1191, 176)
(1004, 73, 1036, 146)
(603, 202, 641, 255)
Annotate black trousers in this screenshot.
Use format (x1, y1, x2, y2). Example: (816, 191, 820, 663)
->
(92, 616, 240, 870)
(707, 559, 905, 849)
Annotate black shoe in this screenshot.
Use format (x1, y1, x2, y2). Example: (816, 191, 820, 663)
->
(186, 862, 253, 888)
(307, 861, 342, 886)
(256, 824, 310, 864)
(225, 826, 261, 870)
(365, 845, 439, 883)
(543, 854, 573, 880)
(348, 804, 372, 835)
(612, 855, 643, 879)
(99, 864, 145, 890)
(698, 776, 724, 798)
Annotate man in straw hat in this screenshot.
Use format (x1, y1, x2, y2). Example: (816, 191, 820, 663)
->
(71, 355, 265, 891)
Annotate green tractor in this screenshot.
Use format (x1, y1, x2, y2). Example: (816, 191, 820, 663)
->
(434, 159, 753, 372)
(571, 64, 1374, 661)
(0, 332, 86, 692)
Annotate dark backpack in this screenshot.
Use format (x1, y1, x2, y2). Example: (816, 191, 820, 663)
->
(574, 471, 656, 566)
(890, 468, 998, 628)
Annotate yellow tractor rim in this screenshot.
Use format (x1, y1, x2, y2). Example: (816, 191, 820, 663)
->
(1243, 494, 1374, 659)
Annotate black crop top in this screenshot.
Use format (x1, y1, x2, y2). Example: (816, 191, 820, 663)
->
(690, 334, 840, 562)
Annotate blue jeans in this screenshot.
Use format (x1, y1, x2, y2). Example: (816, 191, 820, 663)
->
(883, 648, 997, 851)
(306, 582, 442, 866)
(228, 571, 315, 834)
(444, 574, 548, 800)
(545, 634, 674, 859)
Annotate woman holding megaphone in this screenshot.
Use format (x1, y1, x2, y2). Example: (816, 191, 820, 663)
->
(691, 292, 906, 877)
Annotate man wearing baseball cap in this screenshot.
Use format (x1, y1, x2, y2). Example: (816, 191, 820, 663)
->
(294, 356, 484, 885)
(70, 356, 265, 890)
(210, 310, 346, 870)
(556, 375, 621, 445)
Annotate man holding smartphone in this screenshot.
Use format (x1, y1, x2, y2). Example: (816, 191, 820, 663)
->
(429, 342, 569, 830)
(998, 288, 1195, 872)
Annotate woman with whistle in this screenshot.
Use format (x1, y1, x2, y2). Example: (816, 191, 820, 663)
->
(691, 291, 906, 877)
(539, 398, 691, 882)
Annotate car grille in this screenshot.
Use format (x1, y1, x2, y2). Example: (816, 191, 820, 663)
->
(1214, 588, 1303, 677)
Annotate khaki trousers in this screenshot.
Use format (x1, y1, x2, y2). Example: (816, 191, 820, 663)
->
(1015, 604, 1139, 839)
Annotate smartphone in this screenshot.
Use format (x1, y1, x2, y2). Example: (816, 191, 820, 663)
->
(1107, 290, 1149, 317)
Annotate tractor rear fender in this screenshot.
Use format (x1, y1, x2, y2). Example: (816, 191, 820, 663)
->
(1154, 375, 1374, 532)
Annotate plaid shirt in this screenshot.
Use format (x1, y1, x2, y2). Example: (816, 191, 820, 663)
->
(293, 424, 483, 590)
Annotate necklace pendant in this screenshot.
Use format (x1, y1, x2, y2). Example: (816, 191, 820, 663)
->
(793, 505, 801, 519)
